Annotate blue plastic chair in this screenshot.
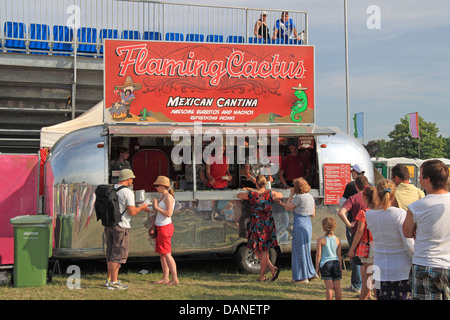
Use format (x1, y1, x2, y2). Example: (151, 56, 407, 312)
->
(99, 29, 118, 54)
(248, 37, 265, 44)
(186, 33, 204, 42)
(76, 27, 97, 55)
(143, 31, 162, 40)
(165, 32, 184, 41)
(121, 30, 141, 40)
(226, 35, 245, 43)
(52, 25, 73, 55)
(4, 21, 27, 53)
(206, 34, 224, 43)
(270, 38, 285, 45)
(29, 23, 50, 54)
(287, 39, 300, 45)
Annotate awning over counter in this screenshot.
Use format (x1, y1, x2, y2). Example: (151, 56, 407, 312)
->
(108, 123, 337, 137)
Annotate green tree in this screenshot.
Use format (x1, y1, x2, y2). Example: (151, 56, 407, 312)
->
(384, 115, 445, 159)
(443, 137, 450, 159)
(364, 139, 389, 158)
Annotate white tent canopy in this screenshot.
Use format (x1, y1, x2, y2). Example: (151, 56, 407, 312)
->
(40, 101, 103, 148)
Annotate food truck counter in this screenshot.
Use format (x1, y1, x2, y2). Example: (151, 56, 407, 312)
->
(138, 188, 321, 202)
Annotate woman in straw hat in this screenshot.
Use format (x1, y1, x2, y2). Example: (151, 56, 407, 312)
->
(151, 175, 179, 285)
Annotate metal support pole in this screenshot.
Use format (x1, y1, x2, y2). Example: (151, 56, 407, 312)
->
(344, 0, 350, 134)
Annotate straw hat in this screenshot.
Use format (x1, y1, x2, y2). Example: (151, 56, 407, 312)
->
(153, 176, 171, 188)
(119, 169, 136, 181)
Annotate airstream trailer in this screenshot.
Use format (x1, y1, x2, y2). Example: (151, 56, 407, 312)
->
(41, 10, 375, 273)
(44, 123, 374, 273)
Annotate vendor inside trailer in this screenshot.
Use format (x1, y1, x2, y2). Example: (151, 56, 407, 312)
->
(107, 125, 320, 194)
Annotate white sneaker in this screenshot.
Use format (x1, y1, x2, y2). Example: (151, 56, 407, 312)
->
(107, 280, 128, 290)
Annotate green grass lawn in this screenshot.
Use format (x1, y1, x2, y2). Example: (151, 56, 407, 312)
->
(0, 257, 362, 301)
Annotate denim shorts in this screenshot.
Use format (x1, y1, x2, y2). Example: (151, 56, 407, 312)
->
(320, 260, 342, 280)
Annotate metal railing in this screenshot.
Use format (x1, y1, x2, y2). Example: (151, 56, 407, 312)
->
(0, 0, 308, 57)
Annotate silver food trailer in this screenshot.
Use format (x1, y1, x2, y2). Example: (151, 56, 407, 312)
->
(44, 122, 374, 273)
(43, 31, 375, 273)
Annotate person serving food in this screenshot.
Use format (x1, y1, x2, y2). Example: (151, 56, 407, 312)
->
(206, 144, 232, 190)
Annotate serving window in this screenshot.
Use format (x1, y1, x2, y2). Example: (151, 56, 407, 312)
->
(108, 124, 330, 192)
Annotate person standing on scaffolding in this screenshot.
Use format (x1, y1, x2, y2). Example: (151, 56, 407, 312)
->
(272, 11, 301, 42)
(254, 11, 271, 43)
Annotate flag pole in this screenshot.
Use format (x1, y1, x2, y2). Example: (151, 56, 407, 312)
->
(344, 0, 350, 134)
(418, 135, 421, 159)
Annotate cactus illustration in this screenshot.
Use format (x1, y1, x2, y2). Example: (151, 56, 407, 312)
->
(139, 108, 149, 121)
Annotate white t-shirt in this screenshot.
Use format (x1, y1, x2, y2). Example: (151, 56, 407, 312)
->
(291, 193, 315, 216)
(408, 193, 450, 268)
(114, 184, 135, 229)
(365, 207, 415, 281)
(155, 193, 175, 226)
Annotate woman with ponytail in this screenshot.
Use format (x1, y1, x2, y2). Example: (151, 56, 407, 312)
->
(152, 176, 179, 285)
(365, 179, 414, 300)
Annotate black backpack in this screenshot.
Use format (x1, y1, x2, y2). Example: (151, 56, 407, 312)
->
(94, 185, 127, 227)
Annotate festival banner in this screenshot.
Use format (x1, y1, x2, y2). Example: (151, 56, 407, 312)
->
(104, 40, 314, 124)
(407, 112, 420, 138)
(353, 112, 364, 139)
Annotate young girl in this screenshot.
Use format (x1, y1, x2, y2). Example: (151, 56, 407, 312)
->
(315, 217, 342, 300)
(348, 186, 376, 300)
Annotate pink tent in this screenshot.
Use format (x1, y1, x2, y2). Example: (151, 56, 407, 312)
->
(0, 154, 39, 265)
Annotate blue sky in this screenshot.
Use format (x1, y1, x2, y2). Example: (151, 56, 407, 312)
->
(170, 0, 450, 143)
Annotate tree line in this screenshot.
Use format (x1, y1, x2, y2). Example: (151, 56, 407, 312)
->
(364, 115, 450, 159)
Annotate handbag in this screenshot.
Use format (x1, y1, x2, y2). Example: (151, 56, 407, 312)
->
(148, 224, 157, 239)
(355, 229, 370, 258)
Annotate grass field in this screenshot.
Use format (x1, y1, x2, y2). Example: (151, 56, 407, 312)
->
(0, 257, 362, 301)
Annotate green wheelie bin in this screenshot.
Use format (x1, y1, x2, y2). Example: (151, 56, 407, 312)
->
(10, 215, 53, 287)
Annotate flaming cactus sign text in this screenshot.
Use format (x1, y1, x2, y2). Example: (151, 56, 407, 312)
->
(104, 40, 314, 124)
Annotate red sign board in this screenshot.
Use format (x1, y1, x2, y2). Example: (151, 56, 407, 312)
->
(104, 40, 314, 124)
(323, 163, 351, 205)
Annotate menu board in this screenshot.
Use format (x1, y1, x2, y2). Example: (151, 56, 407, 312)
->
(324, 163, 351, 205)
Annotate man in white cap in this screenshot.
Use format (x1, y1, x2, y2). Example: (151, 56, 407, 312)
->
(106, 168, 150, 290)
(339, 163, 366, 205)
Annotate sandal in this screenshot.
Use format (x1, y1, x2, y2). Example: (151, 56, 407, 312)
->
(257, 277, 269, 282)
(271, 268, 281, 281)
(154, 279, 170, 284)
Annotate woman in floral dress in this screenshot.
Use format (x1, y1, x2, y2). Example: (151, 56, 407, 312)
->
(238, 175, 284, 281)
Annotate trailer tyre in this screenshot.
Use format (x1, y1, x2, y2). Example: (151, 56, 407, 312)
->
(234, 245, 277, 274)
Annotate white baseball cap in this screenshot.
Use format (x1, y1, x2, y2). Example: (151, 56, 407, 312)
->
(351, 163, 365, 174)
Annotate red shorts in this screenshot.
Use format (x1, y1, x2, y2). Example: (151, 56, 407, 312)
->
(155, 223, 174, 254)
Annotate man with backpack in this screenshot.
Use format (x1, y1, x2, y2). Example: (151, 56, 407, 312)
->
(103, 169, 150, 290)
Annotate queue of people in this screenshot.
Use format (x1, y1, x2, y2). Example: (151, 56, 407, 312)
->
(105, 157, 449, 300)
(339, 160, 450, 300)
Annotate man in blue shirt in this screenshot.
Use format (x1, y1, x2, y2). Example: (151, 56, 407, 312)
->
(272, 11, 301, 42)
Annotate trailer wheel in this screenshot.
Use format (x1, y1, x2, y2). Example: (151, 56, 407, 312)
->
(234, 245, 277, 274)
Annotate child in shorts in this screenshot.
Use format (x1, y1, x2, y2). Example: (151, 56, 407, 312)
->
(315, 217, 342, 300)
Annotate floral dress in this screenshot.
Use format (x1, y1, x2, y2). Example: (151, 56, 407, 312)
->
(247, 190, 278, 251)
